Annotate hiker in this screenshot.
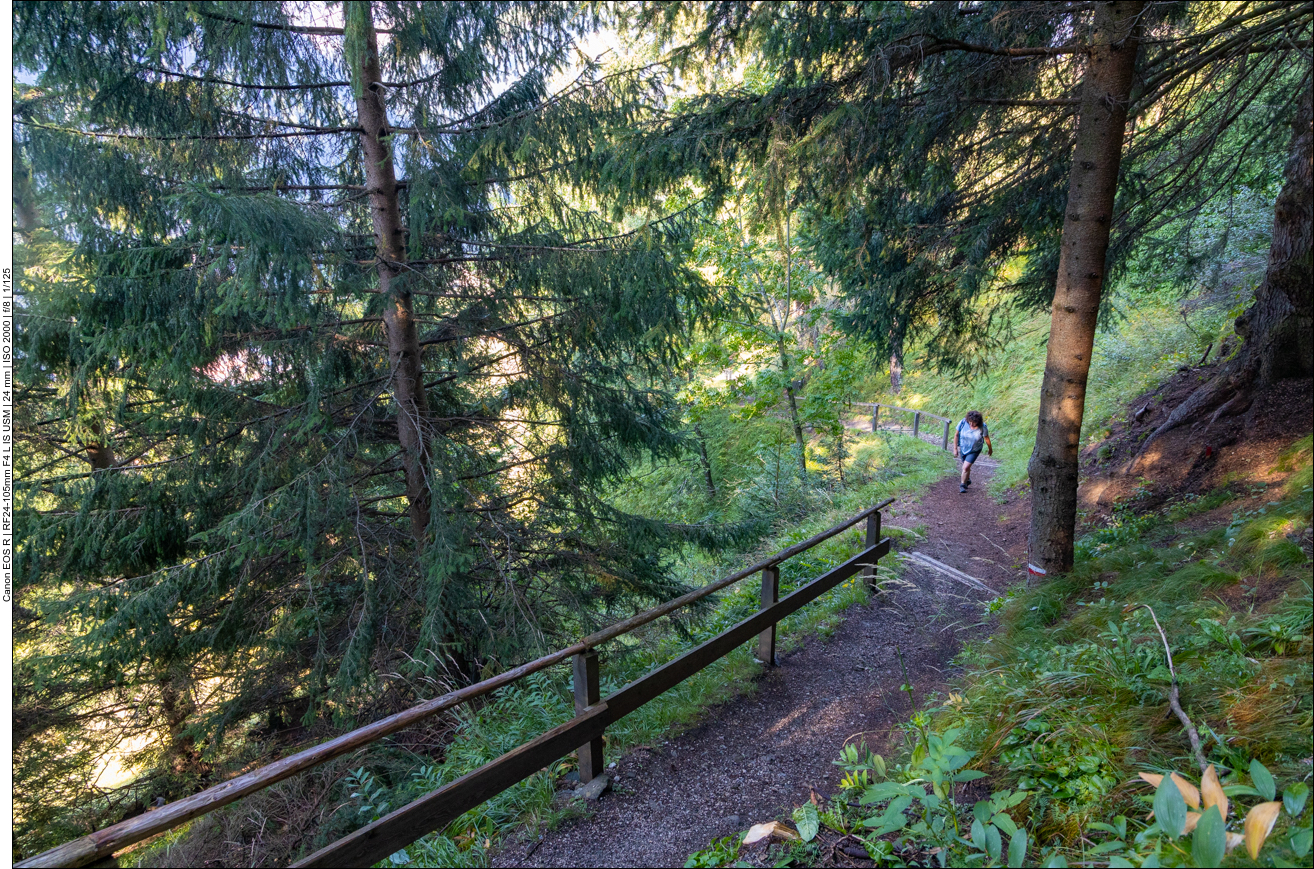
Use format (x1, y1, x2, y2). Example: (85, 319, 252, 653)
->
(954, 410, 992, 493)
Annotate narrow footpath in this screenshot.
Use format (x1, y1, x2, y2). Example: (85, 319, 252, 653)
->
(494, 459, 1028, 868)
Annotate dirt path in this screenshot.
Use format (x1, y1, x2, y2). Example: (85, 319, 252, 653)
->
(493, 459, 1029, 869)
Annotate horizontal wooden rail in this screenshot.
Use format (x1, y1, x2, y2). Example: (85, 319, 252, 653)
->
(851, 401, 951, 424)
(294, 539, 891, 867)
(20, 499, 895, 869)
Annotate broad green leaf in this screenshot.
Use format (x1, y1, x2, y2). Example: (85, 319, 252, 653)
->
(1192, 805, 1225, 868)
(792, 803, 819, 842)
(954, 770, 988, 783)
(861, 782, 910, 804)
(1223, 784, 1263, 798)
(970, 817, 986, 851)
(1108, 858, 1135, 868)
(1154, 774, 1188, 839)
(1089, 841, 1127, 855)
(861, 817, 902, 835)
(985, 823, 1002, 862)
(1141, 855, 1162, 868)
(1250, 759, 1276, 801)
(1006, 830, 1027, 868)
(973, 800, 992, 824)
(1284, 782, 1309, 817)
(992, 812, 1018, 837)
(1041, 855, 1068, 867)
(1290, 826, 1313, 858)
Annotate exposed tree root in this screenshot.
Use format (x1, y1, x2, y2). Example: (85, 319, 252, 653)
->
(1126, 359, 1256, 475)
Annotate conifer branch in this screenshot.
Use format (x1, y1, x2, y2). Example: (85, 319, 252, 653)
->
(17, 119, 362, 141)
(137, 65, 350, 91)
(194, 10, 397, 36)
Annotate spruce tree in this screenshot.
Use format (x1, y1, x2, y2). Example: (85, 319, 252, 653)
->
(634, 0, 1312, 571)
(13, 0, 712, 850)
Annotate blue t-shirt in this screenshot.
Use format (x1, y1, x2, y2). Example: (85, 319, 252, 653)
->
(957, 419, 988, 454)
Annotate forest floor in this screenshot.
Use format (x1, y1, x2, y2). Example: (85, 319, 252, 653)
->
(492, 455, 1030, 868)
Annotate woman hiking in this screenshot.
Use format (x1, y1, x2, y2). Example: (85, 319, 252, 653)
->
(953, 410, 992, 493)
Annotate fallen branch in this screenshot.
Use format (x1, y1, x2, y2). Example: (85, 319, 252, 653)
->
(979, 532, 1011, 558)
(1133, 604, 1209, 775)
(898, 552, 997, 597)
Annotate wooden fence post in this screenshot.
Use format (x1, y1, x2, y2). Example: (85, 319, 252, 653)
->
(864, 511, 882, 591)
(942, 420, 950, 450)
(913, 412, 921, 439)
(572, 650, 604, 782)
(757, 565, 780, 665)
(871, 404, 879, 432)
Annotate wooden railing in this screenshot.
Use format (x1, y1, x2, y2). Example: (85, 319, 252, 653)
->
(21, 500, 895, 869)
(852, 402, 954, 451)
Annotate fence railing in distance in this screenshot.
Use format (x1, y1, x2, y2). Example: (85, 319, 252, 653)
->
(20, 500, 896, 869)
(852, 402, 954, 451)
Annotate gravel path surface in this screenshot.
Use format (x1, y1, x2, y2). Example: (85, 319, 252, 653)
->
(494, 460, 1028, 868)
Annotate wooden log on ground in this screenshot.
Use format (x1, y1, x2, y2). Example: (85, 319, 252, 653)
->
(897, 552, 997, 596)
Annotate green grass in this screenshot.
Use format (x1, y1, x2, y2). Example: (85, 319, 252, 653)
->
(854, 293, 1231, 493)
(920, 437, 1312, 857)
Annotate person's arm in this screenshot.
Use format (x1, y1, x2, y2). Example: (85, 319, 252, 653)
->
(984, 434, 993, 456)
(954, 427, 961, 457)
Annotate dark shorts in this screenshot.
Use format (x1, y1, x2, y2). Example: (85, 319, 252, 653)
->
(961, 450, 982, 465)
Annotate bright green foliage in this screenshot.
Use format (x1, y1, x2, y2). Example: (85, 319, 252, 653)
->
(828, 722, 1033, 866)
(12, 0, 720, 854)
(637, 2, 1312, 374)
(863, 290, 1232, 493)
(684, 189, 867, 489)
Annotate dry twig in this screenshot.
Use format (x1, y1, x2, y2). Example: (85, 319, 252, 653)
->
(1132, 604, 1209, 774)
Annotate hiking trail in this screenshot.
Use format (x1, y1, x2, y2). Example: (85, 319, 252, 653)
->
(493, 459, 1029, 868)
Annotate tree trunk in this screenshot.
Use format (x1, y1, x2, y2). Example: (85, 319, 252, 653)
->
(785, 381, 808, 480)
(693, 423, 718, 500)
(350, 2, 433, 542)
(889, 352, 903, 395)
(1028, 1, 1143, 576)
(85, 421, 114, 471)
(781, 212, 808, 481)
(158, 674, 206, 776)
(1129, 84, 1312, 470)
(1237, 84, 1312, 385)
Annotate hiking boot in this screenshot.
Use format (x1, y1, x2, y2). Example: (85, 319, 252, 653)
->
(964, 478, 972, 487)
(959, 484, 967, 493)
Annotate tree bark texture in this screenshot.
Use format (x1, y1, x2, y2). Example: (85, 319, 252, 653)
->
(1238, 84, 1312, 385)
(1129, 83, 1311, 470)
(785, 381, 808, 481)
(351, 2, 433, 542)
(693, 424, 718, 499)
(1028, 1, 1144, 575)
